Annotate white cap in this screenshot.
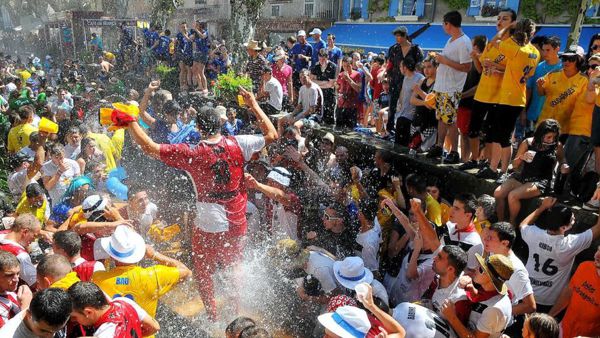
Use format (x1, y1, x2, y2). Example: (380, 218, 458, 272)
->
(98, 225, 146, 264)
(310, 28, 322, 35)
(318, 306, 371, 338)
(267, 167, 291, 187)
(81, 195, 107, 220)
(297, 30, 306, 37)
(215, 105, 227, 119)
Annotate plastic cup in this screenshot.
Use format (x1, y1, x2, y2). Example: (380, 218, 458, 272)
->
(424, 93, 436, 109)
(525, 150, 536, 163)
(38, 117, 58, 134)
(355, 283, 369, 302)
(237, 94, 245, 107)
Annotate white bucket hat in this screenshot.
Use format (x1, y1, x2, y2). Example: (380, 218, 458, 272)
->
(82, 195, 107, 220)
(333, 257, 374, 290)
(98, 225, 146, 264)
(318, 306, 370, 338)
(267, 167, 291, 187)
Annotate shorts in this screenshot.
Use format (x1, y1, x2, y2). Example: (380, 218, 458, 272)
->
(592, 105, 600, 147)
(457, 106, 472, 135)
(485, 104, 522, 147)
(178, 53, 193, 67)
(563, 135, 591, 168)
(469, 100, 496, 138)
(435, 91, 462, 125)
(193, 52, 208, 64)
(292, 72, 302, 91)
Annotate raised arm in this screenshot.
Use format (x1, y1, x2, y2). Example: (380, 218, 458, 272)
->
(138, 81, 160, 127)
(245, 173, 293, 206)
(127, 121, 161, 159)
(145, 245, 192, 281)
(520, 197, 556, 230)
(239, 87, 278, 145)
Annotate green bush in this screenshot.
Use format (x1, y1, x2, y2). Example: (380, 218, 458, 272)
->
(155, 64, 179, 92)
(215, 71, 253, 103)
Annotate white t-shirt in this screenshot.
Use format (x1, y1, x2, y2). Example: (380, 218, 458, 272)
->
(356, 217, 382, 272)
(467, 292, 512, 338)
(521, 225, 593, 305)
(64, 143, 81, 160)
(263, 77, 283, 111)
(385, 244, 442, 305)
(430, 273, 468, 314)
(0, 237, 36, 286)
(72, 257, 106, 273)
(442, 222, 483, 271)
(305, 251, 337, 294)
(298, 82, 322, 116)
(93, 297, 148, 338)
(393, 302, 457, 338)
(41, 158, 80, 204)
(505, 251, 533, 304)
(193, 135, 265, 233)
(433, 34, 473, 93)
(270, 201, 299, 242)
(8, 169, 37, 201)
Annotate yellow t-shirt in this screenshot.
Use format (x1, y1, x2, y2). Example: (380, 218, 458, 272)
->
(111, 129, 125, 161)
(92, 264, 180, 317)
(537, 71, 587, 134)
(474, 42, 507, 104)
(568, 90, 595, 137)
(498, 39, 539, 107)
(425, 194, 442, 226)
(50, 272, 81, 290)
(7, 123, 37, 153)
(88, 132, 117, 171)
(16, 192, 48, 224)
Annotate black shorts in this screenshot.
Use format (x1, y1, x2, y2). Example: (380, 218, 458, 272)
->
(592, 105, 600, 147)
(469, 100, 496, 138)
(484, 104, 522, 147)
(292, 72, 302, 91)
(193, 52, 208, 64)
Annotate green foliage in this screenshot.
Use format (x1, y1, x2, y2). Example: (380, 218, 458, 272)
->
(543, 0, 567, 18)
(150, 0, 184, 28)
(369, 0, 391, 13)
(443, 0, 470, 10)
(155, 64, 179, 92)
(521, 0, 540, 22)
(215, 71, 253, 102)
(374, 16, 398, 22)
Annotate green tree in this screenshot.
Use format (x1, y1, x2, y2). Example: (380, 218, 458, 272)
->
(227, 0, 265, 72)
(150, 0, 184, 29)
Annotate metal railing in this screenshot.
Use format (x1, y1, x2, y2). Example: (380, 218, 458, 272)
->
(305, 0, 339, 20)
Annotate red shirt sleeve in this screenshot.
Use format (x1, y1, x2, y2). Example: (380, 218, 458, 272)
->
(454, 299, 472, 326)
(159, 143, 194, 172)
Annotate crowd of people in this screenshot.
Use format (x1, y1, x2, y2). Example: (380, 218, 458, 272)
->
(0, 8, 599, 338)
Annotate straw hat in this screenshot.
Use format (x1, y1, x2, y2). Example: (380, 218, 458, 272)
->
(243, 40, 261, 51)
(475, 253, 514, 295)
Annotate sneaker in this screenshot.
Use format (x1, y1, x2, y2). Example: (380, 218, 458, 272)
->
(495, 173, 510, 184)
(476, 166, 499, 179)
(458, 160, 478, 171)
(477, 159, 489, 169)
(583, 199, 600, 211)
(426, 145, 443, 158)
(444, 151, 460, 164)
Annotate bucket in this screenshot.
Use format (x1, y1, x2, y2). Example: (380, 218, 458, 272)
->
(38, 117, 58, 134)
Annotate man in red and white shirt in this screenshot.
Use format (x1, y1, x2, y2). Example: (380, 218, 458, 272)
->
(0, 251, 32, 329)
(52, 230, 105, 282)
(68, 281, 160, 338)
(127, 86, 277, 321)
(0, 214, 41, 288)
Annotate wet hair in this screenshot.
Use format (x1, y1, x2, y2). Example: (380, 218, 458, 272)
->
(240, 326, 272, 338)
(162, 100, 181, 118)
(454, 193, 476, 218)
(28, 131, 40, 145)
(361, 199, 379, 222)
(443, 11, 462, 28)
(513, 18, 536, 46)
(68, 281, 109, 311)
(47, 143, 65, 156)
(526, 312, 559, 338)
(0, 251, 19, 271)
(226, 317, 256, 337)
(586, 33, 600, 60)
(78, 137, 97, 160)
(164, 29, 171, 36)
(489, 222, 516, 248)
(53, 230, 82, 258)
(36, 254, 72, 281)
(327, 34, 336, 40)
(499, 8, 517, 21)
(543, 36, 561, 49)
(30, 288, 72, 328)
(537, 204, 573, 231)
(12, 213, 40, 232)
(78, 124, 90, 135)
(287, 36, 297, 44)
(423, 54, 439, 68)
(477, 194, 497, 222)
(300, 68, 311, 77)
(25, 182, 45, 199)
(442, 245, 467, 275)
(376, 149, 394, 164)
(18, 105, 34, 121)
(532, 119, 560, 148)
(196, 106, 222, 136)
(406, 173, 427, 194)
(342, 56, 353, 64)
(530, 35, 547, 48)
(472, 35, 488, 53)
(401, 57, 417, 72)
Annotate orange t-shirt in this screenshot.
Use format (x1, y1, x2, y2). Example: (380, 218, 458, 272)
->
(561, 261, 600, 338)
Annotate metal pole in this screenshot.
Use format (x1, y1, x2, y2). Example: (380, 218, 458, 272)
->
(59, 25, 64, 59)
(83, 19, 88, 52)
(70, 13, 76, 59)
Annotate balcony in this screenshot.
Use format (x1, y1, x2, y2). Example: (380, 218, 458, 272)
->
(304, 0, 339, 20)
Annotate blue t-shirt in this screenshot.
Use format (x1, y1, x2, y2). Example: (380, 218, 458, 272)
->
(289, 42, 313, 72)
(311, 39, 327, 65)
(176, 32, 192, 56)
(143, 29, 159, 48)
(222, 119, 243, 136)
(154, 35, 171, 56)
(526, 60, 563, 121)
(90, 36, 103, 50)
(213, 57, 228, 75)
(328, 47, 343, 66)
(192, 30, 210, 54)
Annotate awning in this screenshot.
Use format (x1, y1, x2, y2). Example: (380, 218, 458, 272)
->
(322, 22, 426, 54)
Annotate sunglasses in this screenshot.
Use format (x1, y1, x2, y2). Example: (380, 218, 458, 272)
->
(561, 55, 578, 63)
(478, 266, 485, 274)
(592, 45, 600, 51)
(323, 213, 341, 221)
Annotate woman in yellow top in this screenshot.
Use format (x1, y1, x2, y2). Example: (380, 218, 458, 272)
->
(536, 46, 588, 142)
(483, 19, 540, 181)
(563, 54, 600, 168)
(463, 9, 516, 171)
(585, 55, 600, 210)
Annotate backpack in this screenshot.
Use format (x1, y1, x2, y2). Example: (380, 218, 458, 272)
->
(569, 144, 598, 202)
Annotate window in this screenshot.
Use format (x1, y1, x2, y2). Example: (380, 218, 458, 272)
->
(305, 0, 315, 17)
(195, 0, 207, 4)
(271, 5, 280, 17)
(399, 0, 416, 15)
(480, 0, 506, 16)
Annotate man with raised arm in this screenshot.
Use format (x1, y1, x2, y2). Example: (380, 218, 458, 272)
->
(126, 86, 278, 321)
